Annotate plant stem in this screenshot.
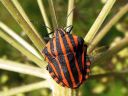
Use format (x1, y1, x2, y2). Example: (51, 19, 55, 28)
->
(0, 81, 50, 96)
(88, 4, 128, 53)
(90, 68, 128, 79)
(1, 0, 45, 52)
(72, 89, 79, 96)
(37, 0, 52, 38)
(0, 59, 49, 79)
(51, 83, 72, 96)
(84, 0, 116, 44)
(48, 0, 58, 28)
(66, 0, 74, 33)
(0, 22, 42, 60)
(92, 36, 128, 66)
(0, 30, 47, 68)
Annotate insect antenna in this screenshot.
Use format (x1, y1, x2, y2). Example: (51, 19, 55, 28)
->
(66, 7, 75, 20)
(42, 25, 53, 31)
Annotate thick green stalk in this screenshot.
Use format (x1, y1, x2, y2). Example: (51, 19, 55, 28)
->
(51, 81, 72, 96)
(88, 4, 128, 53)
(84, 0, 116, 44)
(1, 0, 45, 52)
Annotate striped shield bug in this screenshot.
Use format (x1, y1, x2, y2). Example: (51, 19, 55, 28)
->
(42, 26, 91, 89)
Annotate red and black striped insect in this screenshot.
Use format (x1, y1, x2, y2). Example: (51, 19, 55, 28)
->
(42, 26, 91, 89)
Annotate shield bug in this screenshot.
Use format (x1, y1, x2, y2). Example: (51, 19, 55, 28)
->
(42, 26, 91, 89)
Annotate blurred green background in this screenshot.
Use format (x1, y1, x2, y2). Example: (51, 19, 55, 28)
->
(0, 0, 128, 96)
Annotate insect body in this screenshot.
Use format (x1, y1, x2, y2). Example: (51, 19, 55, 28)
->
(42, 28, 91, 89)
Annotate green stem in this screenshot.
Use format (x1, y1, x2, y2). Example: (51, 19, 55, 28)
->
(0, 59, 49, 79)
(72, 89, 79, 96)
(66, 0, 74, 33)
(48, 0, 58, 28)
(51, 83, 72, 96)
(37, 0, 52, 37)
(1, 0, 45, 52)
(92, 36, 128, 66)
(0, 81, 50, 96)
(0, 30, 47, 68)
(90, 69, 128, 79)
(84, 0, 116, 44)
(88, 4, 128, 53)
(0, 22, 42, 60)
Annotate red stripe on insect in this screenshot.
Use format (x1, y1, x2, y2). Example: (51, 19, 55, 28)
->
(73, 35, 78, 48)
(65, 33, 83, 82)
(59, 32, 77, 87)
(53, 34, 70, 87)
(45, 57, 58, 76)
